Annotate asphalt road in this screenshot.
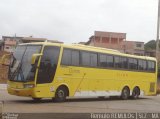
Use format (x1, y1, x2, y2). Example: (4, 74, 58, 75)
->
(1, 89, 160, 113)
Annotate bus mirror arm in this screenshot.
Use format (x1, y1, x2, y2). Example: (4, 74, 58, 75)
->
(31, 54, 42, 65)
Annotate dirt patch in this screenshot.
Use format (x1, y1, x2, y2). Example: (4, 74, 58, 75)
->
(0, 65, 8, 84)
(157, 81, 160, 94)
(0, 51, 9, 84)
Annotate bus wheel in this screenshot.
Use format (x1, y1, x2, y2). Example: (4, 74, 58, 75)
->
(32, 98, 42, 102)
(54, 87, 67, 102)
(98, 96, 105, 99)
(121, 87, 130, 100)
(132, 87, 140, 99)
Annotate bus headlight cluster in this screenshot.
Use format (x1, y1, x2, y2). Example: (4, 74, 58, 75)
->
(24, 84, 35, 88)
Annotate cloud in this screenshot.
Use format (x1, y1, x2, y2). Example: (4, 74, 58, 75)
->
(0, 0, 158, 43)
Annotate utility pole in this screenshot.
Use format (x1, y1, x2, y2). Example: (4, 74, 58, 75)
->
(156, 0, 160, 62)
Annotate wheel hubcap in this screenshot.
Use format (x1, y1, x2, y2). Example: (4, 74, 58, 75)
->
(58, 90, 64, 98)
(123, 89, 129, 99)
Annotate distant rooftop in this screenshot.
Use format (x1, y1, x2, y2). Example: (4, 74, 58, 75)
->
(94, 31, 126, 38)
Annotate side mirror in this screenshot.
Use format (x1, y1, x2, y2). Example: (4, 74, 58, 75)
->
(0, 54, 11, 66)
(31, 53, 42, 65)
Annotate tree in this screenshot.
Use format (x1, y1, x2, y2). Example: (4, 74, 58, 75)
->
(144, 40, 156, 50)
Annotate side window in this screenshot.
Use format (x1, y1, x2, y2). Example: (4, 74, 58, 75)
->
(61, 49, 80, 66)
(81, 51, 97, 67)
(121, 57, 128, 69)
(138, 60, 147, 71)
(99, 54, 107, 67)
(81, 51, 90, 66)
(61, 49, 71, 65)
(114, 56, 127, 69)
(90, 53, 97, 67)
(106, 55, 114, 67)
(71, 50, 79, 66)
(148, 61, 155, 72)
(114, 56, 121, 68)
(128, 58, 138, 70)
(99, 54, 114, 68)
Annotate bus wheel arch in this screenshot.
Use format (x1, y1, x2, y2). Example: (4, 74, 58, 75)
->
(132, 86, 140, 99)
(54, 85, 69, 102)
(121, 86, 130, 100)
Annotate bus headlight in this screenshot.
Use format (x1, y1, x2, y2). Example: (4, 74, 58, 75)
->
(24, 84, 35, 88)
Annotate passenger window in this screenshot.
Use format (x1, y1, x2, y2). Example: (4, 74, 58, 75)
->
(148, 61, 155, 72)
(99, 54, 107, 67)
(61, 49, 71, 65)
(138, 60, 147, 71)
(114, 56, 121, 68)
(71, 50, 79, 66)
(61, 49, 80, 66)
(106, 55, 114, 67)
(128, 58, 138, 70)
(99, 54, 114, 68)
(90, 53, 97, 67)
(81, 51, 98, 67)
(81, 51, 90, 66)
(121, 57, 128, 69)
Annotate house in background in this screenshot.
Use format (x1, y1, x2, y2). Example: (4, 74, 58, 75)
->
(121, 41, 144, 56)
(2, 36, 63, 52)
(85, 31, 145, 56)
(86, 31, 126, 52)
(2, 36, 23, 52)
(145, 50, 156, 57)
(0, 40, 4, 51)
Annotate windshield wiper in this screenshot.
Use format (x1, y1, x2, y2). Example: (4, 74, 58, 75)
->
(9, 45, 30, 82)
(9, 62, 26, 82)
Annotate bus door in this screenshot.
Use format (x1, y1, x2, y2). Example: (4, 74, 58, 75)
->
(35, 46, 60, 97)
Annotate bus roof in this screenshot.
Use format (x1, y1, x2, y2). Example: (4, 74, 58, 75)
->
(18, 42, 156, 61)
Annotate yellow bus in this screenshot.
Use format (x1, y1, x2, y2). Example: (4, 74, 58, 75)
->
(3, 42, 157, 102)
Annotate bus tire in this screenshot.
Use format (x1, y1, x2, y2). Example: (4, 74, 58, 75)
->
(98, 96, 105, 99)
(121, 87, 130, 100)
(32, 98, 42, 102)
(54, 86, 67, 102)
(132, 87, 140, 99)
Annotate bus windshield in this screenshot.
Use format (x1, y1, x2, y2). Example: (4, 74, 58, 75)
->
(9, 45, 42, 82)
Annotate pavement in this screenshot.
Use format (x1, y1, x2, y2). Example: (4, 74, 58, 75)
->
(1, 89, 160, 113)
(1, 87, 160, 119)
(0, 84, 7, 90)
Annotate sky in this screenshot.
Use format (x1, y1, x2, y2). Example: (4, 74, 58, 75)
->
(0, 0, 158, 43)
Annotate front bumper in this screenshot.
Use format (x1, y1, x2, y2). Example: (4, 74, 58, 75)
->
(7, 87, 37, 98)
